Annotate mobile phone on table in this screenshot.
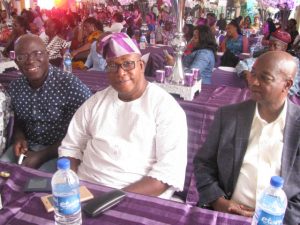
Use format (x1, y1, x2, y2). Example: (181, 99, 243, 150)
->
(40, 186, 94, 212)
(24, 177, 52, 192)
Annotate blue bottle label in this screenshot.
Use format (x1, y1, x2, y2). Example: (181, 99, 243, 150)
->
(256, 209, 284, 225)
(54, 194, 80, 215)
(64, 59, 72, 66)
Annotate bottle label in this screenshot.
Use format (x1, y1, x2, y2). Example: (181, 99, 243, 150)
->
(54, 194, 80, 215)
(150, 38, 155, 45)
(64, 59, 72, 66)
(140, 42, 146, 50)
(256, 209, 284, 225)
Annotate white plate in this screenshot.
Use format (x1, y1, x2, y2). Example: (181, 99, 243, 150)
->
(217, 52, 224, 56)
(218, 66, 237, 72)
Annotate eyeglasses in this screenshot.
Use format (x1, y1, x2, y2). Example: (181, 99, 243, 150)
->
(16, 50, 46, 63)
(105, 60, 141, 73)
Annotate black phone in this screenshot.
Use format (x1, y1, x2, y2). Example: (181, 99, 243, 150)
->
(24, 177, 52, 192)
(83, 189, 126, 217)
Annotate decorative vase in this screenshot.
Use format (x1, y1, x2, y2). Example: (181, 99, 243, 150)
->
(170, 0, 187, 85)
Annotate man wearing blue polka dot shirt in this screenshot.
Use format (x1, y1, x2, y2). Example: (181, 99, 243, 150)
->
(0, 34, 92, 172)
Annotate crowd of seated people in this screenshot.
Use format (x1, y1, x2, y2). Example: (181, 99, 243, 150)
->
(0, 4, 299, 224)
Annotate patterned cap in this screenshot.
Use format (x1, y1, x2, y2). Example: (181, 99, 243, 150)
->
(270, 29, 291, 45)
(97, 32, 141, 60)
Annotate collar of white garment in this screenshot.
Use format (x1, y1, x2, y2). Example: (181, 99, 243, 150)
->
(254, 100, 287, 128)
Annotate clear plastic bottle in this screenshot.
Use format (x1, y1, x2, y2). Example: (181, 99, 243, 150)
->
(139, 34, 147, 50)
(250, 45, 256, 57)
(150, 31, 156, 46)
(52, 158, 82, 225)
(63, 49, 72, 73)
(252, 176, 287, 225)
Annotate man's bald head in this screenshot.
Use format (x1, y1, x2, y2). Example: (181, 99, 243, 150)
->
(14, 34, 49, 89)
(14, 34, 46, 53)
(256, 51, 297, 81)
(248, 51, 297, 109)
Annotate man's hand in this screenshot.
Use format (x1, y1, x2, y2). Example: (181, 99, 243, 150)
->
(212, 197, 254, 217)
(21, 150, 47, 169)
(229, 204, 254, 217)
(165, 54, 175, 66)
(13, 139, 28, 158)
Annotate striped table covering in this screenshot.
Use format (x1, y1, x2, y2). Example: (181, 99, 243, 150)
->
(0, 162, 252, 225)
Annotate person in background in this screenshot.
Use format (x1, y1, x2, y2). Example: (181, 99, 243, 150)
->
(251, 15, 260, 33)
(184, 23, 200, 55)
(61, 14, 76, 42)
(42, 18, 70, 67)
(261, 18, 276, 46)
(236, 29, 300, 97)
(104, 12, 124, 33)
(83, 33, 109, 72)
(216, 13, 227, 31)
(28, 13, 46, 40)
(0, 34, 91, 172)
(235, 16, 244, 27)
(206, 12, 217, 36)
(71, 17, 103, 63)
(132, 7, 142, 27)
(286, 19, 299, 50)
(183, 23, 195, 55)
(160, 20, 174, 45)
(2, 16, 28, 57)
(183, 23, 194, 44)
(59, 32, 187, 199)
(242, 16, 252, 31)
(0, 84, 12, 156)
(220, 20, 249, 55)
(0, 10, 7, 25)
(146, 12, 156, 33)
(194, 51, 300, 224)
(166, 25, 217, 84)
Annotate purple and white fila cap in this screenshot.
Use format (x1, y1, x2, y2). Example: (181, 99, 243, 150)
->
(97, 32, 141, 60)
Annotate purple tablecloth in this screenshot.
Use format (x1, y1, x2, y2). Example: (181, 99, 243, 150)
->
(211, 69, 247, 88)
(0, 162, 252, 225)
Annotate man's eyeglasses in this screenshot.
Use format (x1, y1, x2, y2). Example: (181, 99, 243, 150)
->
(16, 51, 46, 63)
(105, 60, 141, 73)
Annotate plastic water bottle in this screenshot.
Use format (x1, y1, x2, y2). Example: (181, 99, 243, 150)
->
(63, 49, 72, 73)
(250, 45, 256, 57)
(52, 158, 82, 225)
(252, 176, 287, 225)
(150, 31, 156, 45)
(139, 34, 147, 50)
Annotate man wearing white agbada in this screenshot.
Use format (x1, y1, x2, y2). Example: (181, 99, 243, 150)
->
(58, 33, 187, 199)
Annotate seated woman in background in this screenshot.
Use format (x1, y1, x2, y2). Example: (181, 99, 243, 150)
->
(83, 33, 110, 72)
(251, 15, 260, 34)
(241, 16, 252, 31)
(261, 18, 276, 46)
(166, 25, 217, 84)
(220, 20, 249, 55)
(42, 18, 70, 67)
(71, 17, 103, 62)
(183, 23, 195, 55)
(2, 16, 28, 57)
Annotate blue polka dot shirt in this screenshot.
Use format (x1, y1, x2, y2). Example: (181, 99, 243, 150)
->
(8, 65, 92, 145)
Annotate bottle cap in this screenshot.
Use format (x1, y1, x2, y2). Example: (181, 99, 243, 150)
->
(270, 176, 284, 188)
(57, 158, 70, 170)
